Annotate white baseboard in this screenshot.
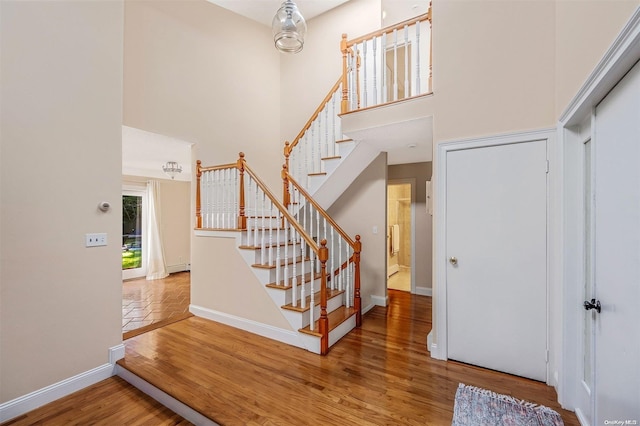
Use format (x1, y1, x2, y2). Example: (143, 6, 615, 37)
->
(415, 286, 432, 296)
(116, 365, 218, 425)
(109, 344, 125, 364)
(167, 263, 189, 274)
(0, 344, 124, 422)
(387, 264, 399, 277)
(190, 304, 305, 350)
(370, 294, 388, 307)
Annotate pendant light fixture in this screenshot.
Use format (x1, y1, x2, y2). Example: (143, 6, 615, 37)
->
(162, 161, 182, 180)
(272, 0, 306, 54)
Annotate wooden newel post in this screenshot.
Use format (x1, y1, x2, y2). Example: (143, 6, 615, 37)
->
(354, 235, 362, 327)
(282, 164, 290, 208)
(237, 152, 246, 230)
(319, 239, 329, 355)
(196, 160, 202, 228)
(341, 33, 349, 114)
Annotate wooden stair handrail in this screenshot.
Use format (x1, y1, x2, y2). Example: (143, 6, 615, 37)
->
(344, 12, 431, 49)
(242, 162, 319, 254)
(284, 167, 357, 249)
(196, 153, 332, 353)
(341, 6, 432, 114)
(283, 165, 362, 327)
(284, 77, 343, 156)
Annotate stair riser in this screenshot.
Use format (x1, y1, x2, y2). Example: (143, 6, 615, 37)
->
(280, 291, 345, 329)
(251, 261, 314, 284)
(246, 217, 284, 229)
(248, 245, 308, 265)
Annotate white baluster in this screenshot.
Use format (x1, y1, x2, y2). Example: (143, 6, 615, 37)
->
(415, 21, 421, 95)
(309, 250, 315, 330)
(253, 180, 259, 248)
(338, 238, 348, 290)
(330, 228, 335, 290)
(382, 32, 387, 103)
(268, 199, 274, 266)
(283, 217, 288, 287)
(300, 239, 306, 309)
(245, 176, 252, 244)
(261, 192, 266, 265)
(363, 40, 368, 108)
(404, 25, 409, 99)
(373, 36, 378, 105)
(315, 210, 320, 273)
(393, 28, 398, 101)
(223, 168, 228, 228)
(201, 171, 208, 228)
(276, 206, 281, 286)
(292, 225, 298, 307)
(324, 103, 329, 165)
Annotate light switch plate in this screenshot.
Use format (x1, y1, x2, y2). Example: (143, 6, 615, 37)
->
(86, 233, 107, 247)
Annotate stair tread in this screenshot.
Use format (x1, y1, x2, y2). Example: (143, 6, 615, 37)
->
(321, 155, 341, 161)
(281, 289, 345, 312)
(265, 271, 319, 289)
(239, 241, 296, 250)
(308, 172, 327, 177)
(298, 306, 357, 337)
(252, 255, 308, 269)
(335, 138, 354, 143)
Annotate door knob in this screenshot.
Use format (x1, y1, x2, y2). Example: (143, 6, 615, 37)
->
(449, 256, 458, 266)
(583, 298, 601, 313)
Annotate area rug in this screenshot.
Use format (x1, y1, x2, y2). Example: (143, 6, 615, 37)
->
(452, 383, 564, 426)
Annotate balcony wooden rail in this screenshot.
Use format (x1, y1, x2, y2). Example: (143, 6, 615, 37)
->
(283, 165, 362, 326)
(283, 77, 344, 192)
(341, 6, 432, 113)
(196, 153, 331, 353)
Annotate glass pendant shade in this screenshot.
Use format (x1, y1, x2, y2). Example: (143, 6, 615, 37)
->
(162, 161, 182, 180)
(272, 0, 306, 54)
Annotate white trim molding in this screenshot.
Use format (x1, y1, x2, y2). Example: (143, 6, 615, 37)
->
(557, 6, 640, 411)
(433, 128, 556, 363)
(189, 304, 305, 350)
(415, 286, 432, 297)
(0, 344, 123, 422)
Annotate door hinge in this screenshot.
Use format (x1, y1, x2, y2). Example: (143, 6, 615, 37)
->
(545, 350, 549, 363)
(545, 160, 550, 174)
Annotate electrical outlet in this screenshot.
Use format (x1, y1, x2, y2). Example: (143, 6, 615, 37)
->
(86, 233, 107, 247)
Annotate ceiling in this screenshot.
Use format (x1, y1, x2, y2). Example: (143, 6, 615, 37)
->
(205, 0, 351, 27)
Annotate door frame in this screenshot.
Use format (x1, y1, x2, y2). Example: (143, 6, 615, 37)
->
(122, 185, 148, 280)
(386, 178, 416, 294)
(432, 128, 555, 380)
(558, 8, 640, 412)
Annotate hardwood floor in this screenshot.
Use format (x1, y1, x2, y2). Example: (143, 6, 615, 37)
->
(1, 376, 192, 425)
(5, 290, 579, 425)
(117, 290, 579, 425)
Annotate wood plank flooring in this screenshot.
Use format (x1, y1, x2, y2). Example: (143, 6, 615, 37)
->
(4, 290, 579, 425)
(117, 290, 579, 425)
(1, 376, 192, 425)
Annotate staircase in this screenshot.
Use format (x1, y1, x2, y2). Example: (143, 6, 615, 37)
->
(195, 155, 360, 354)
(191, 11, 432, 355)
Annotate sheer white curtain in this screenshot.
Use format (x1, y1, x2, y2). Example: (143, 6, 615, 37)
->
(146, 180, 168, 280)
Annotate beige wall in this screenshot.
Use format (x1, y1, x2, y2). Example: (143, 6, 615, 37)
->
(0, 0, 123, 403)
(432, 0, 556, 143)
(280, 0, 382, 143)
(388, 162, 433, 290)
(191, 236, 291, 329)
(123, 0, 282, 189)
(555, 0, 640, 116)
(328, 154, 387, 310)
(123, 177, 191, 270)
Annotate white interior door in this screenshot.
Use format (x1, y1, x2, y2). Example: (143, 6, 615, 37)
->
(446, 140, 548, 381)
(592, 59, 640, 423)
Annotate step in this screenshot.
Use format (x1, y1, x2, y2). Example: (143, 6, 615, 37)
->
(252, 255, 307, 269)
(298, 306, 357, 337)
(281, 288, 344, 313)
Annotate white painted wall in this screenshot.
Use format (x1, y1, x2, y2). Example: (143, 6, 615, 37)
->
(0, 0, 123, 403)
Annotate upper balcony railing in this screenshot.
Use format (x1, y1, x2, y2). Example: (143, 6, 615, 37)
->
(341, 7, 432, 113)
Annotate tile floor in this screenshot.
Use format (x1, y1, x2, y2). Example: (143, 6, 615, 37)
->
(122, 271, 190, 334)
(387, 267, 411, 291)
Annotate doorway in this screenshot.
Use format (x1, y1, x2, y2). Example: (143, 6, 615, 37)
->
(387, 180, 415, 293)
(122, 187, 147, 280)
